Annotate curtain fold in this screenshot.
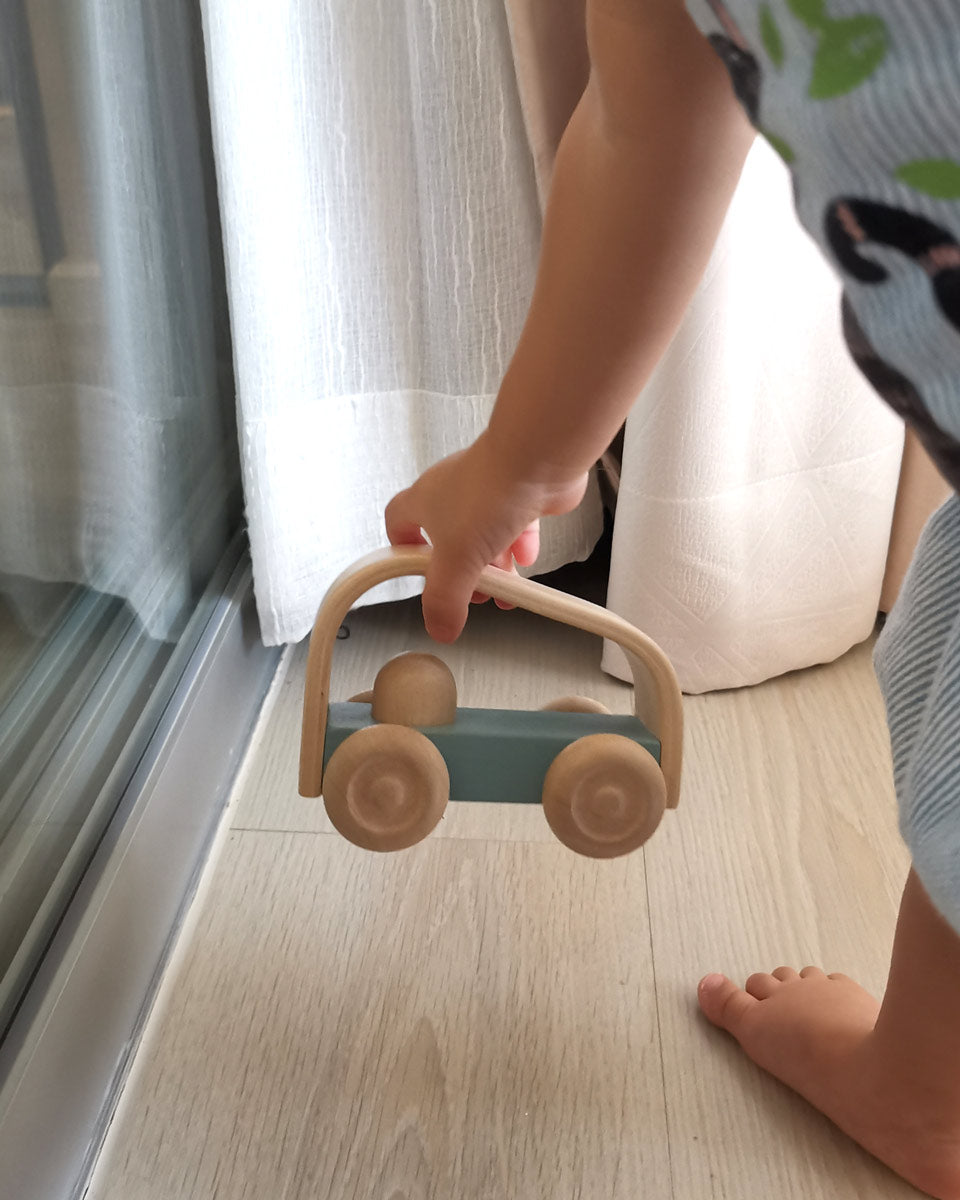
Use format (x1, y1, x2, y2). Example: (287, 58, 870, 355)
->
(200, 0, 603, 646)
(602, 140, 905, 692)
(502, 0, 588, 207)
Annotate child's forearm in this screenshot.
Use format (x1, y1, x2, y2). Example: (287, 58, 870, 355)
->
(386, 1, 756, 640)
(487, 0, 754, 484)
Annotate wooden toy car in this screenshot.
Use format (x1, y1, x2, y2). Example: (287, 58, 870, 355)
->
(299, 546, 683, 858)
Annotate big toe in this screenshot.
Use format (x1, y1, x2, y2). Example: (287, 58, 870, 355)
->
(698, 972, 757, 1034)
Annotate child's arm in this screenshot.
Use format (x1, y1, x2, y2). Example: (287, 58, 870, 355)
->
(386, 0, 754, 642)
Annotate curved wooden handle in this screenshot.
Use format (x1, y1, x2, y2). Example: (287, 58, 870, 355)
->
(299, 546, 683, 809)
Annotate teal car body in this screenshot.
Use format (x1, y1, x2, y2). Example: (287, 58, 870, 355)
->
(324, 701, 661, 807)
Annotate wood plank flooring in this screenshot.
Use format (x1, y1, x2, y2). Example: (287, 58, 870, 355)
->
(88, 593, 920, 1199)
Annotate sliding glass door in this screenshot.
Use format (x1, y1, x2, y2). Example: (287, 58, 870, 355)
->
(0, 0, 242, 1035)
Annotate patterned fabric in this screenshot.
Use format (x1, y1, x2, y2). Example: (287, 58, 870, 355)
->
(686, 0, 960, 488)
(685, 0, 960, 928)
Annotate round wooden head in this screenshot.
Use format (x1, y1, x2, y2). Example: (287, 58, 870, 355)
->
(371, 652, 457, 727)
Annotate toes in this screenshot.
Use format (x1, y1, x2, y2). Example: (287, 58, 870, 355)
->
(744, 966, 820, 998)
(698, 973, 758, 1033)
(745, 972, 781, 999)
(700, 963, 836, 1036)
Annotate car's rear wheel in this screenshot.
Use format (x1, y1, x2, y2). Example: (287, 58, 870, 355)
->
(540, 695, 610, 714)
(323, 724, 449, 851)
(541, 733, 665, 858)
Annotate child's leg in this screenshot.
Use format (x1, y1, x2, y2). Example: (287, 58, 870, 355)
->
(697, 869, 960, 1198)
(697, 496, 960, 1196)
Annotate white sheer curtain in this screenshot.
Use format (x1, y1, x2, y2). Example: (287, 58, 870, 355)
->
(200, 0, 603, 647)
(602, 141, 905, 693)
(202, 0, 905, 686)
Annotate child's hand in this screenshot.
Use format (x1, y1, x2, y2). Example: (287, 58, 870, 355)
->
(385, 431, 588, 642)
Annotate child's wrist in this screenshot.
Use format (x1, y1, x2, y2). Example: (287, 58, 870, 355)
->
(479, 420, 589, 498)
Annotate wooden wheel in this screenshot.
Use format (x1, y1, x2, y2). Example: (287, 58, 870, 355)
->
(323, 724, 449, 851)
(541, 733, 666, 858)
(540, 695, 611, 714)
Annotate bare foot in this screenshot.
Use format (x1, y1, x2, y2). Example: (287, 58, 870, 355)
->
(698, 965, 960, 1198)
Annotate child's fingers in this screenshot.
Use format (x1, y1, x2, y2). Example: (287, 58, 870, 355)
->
(384, 490, 427, 547)
(487, 524, 539, 609)
(421, 549, 485, 643)
(472, 548, 517, 608)
(385, 481, 532, 632)
(511, 521, 540, 567)
(487, 547, 519, 610)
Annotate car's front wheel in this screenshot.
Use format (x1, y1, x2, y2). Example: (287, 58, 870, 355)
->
(322, 724, 449, 851)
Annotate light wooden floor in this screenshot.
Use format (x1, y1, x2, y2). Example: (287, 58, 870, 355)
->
(88, 590, 922, 1199)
